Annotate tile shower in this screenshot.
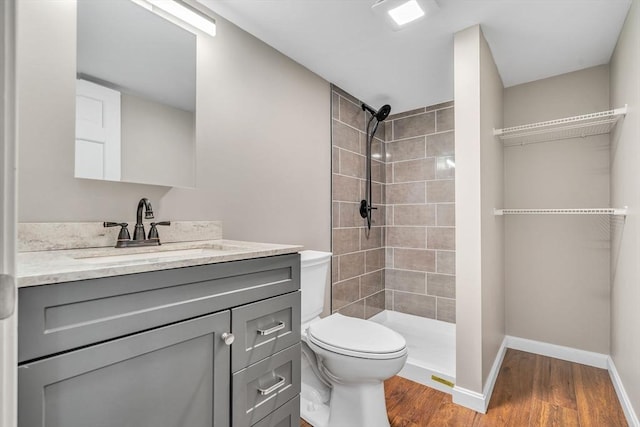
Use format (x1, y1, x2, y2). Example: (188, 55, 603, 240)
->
(331, 85, 456, 324)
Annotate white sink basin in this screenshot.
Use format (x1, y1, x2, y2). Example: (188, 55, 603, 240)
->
(75, 248, 216, 264)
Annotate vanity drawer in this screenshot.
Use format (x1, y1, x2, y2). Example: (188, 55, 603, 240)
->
(231, 291, 300, 372)
(252, 396, 300, 427)
(232, 344, 301, 427)
(19, 254, 300, 363)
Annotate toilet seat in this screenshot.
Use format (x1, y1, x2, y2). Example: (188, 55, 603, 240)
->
(307, 313, 407, 360)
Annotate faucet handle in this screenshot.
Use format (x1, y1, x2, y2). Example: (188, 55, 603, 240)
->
(148, 221, 171, 242)
(103, 222, 131, 244)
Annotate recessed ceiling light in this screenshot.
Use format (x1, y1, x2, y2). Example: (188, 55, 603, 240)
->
(387, 0, 425, 26)
(372, 0, 439, 31)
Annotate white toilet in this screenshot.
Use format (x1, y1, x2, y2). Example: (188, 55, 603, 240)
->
(299, 250, 408, 427)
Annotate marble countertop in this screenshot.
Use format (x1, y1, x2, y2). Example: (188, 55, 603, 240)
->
(17, 239, 303, 287)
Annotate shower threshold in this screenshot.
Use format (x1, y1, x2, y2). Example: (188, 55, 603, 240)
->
(370, 310, 456, 394)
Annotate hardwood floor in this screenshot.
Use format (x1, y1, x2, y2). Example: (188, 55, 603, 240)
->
(300, 349, 628, 426)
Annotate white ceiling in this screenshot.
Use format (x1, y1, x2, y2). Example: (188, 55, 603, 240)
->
(200, 0, 631, 113)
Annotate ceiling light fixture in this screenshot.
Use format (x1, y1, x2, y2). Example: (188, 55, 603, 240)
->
(132, 0, 216, 37)
(372, 0, 439, 30)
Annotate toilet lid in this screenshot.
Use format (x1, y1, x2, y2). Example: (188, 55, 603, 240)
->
(307, 313, 406, 359)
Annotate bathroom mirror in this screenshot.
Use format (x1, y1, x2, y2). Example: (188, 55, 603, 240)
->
(75, 0, 197, 188)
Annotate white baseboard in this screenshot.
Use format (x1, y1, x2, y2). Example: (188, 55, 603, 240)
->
(608, 356, 640, 427)
(505, 335, 609, 369)
(452, 336, 507, 413)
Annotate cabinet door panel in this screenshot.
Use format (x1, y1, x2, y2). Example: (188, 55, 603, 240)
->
(19, 311, 230, 427)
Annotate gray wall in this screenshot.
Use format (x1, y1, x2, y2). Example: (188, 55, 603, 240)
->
(120, 93, 195, 188)
(504, 65, 611, 354)
(610, 0, 640, 419)
(16, 0, 331, 251)
(454, 24, 505, 400)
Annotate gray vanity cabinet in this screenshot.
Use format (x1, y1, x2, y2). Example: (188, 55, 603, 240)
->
(18, 253, 301, 427)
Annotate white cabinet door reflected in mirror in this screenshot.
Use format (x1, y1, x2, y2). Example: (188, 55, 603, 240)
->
(75, 79, 121, 181)
(75, 0, 196, 188)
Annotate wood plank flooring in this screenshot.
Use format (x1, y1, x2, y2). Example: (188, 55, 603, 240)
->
(300, 349, 628, 426)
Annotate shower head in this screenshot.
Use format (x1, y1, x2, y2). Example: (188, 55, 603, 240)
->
(362, 103, 392, 122)
(377, 104, 391, 121)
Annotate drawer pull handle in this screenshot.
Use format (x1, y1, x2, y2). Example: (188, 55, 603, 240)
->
(258, 375, 286, 396)
(257, 321, 286, 336)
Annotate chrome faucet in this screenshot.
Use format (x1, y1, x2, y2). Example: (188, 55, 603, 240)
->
(133, 198, 154, 240)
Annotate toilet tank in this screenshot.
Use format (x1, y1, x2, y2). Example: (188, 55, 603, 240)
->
(300, 250, 332, 323)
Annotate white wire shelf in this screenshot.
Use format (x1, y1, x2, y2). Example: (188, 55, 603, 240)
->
(494, 106, 627, 146)
(494, 208, 627, 216)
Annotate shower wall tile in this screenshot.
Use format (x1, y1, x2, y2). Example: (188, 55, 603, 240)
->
(384, 101, 456, 324)
(371, 159, 385, 183)
(332, 120, 361, 153)
(339, 149, 365, 178)
(436, 156, 456, 179)
(361, 226, 384, 250)
(386, 137, 425, 162)
(394, 248, 436, 272)
(427, 273, 456, 298)
(339, 251, 365, 281)
(436, 298, 456, 323)
(337, 299, 365, 319)
(332, 87, 386, 320)
(332, 84, 360, 105)
(386, 182, 426, 204)
(427, 131, 454, 157)
(364, 291, 385, 318)
(393, 158, 435, 183)
(333, 174, 360, 202)
(332, 147, 340, 174)
(332, 228, 360, 255)
(388, 107, 427, 121)
(340, 96, 366, 131)
(332, 88, 455, 323)
(393, 204, 436, 226)
(365, 248, 385, 272)
(385, 269, 426, 293)
(339, 202, 361, 228)
(385, 290, 393, 310)
(436, 107, 455, 132)
(361, 270, 384, 296)
(436, 251, 455, 275)
(427, 227, 455, 250)
(427, 180, 455, 203)
(436, 204, 455, 226)
(333, 277, 360, 310)
(425, 101, 454, 112)
(394, 292, 436, 319)
(393, 112, 435, 140)
(332, 93, 340, 120)
(387, 226, 426, 249)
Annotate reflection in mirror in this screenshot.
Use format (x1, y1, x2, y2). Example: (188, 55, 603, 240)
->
(76, 0, 197, 188)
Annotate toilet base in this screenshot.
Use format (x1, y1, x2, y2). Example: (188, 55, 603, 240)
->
(328, 381, 390, 427)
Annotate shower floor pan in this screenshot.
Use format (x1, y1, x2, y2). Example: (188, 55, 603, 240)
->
(370, 310, 456, 394)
